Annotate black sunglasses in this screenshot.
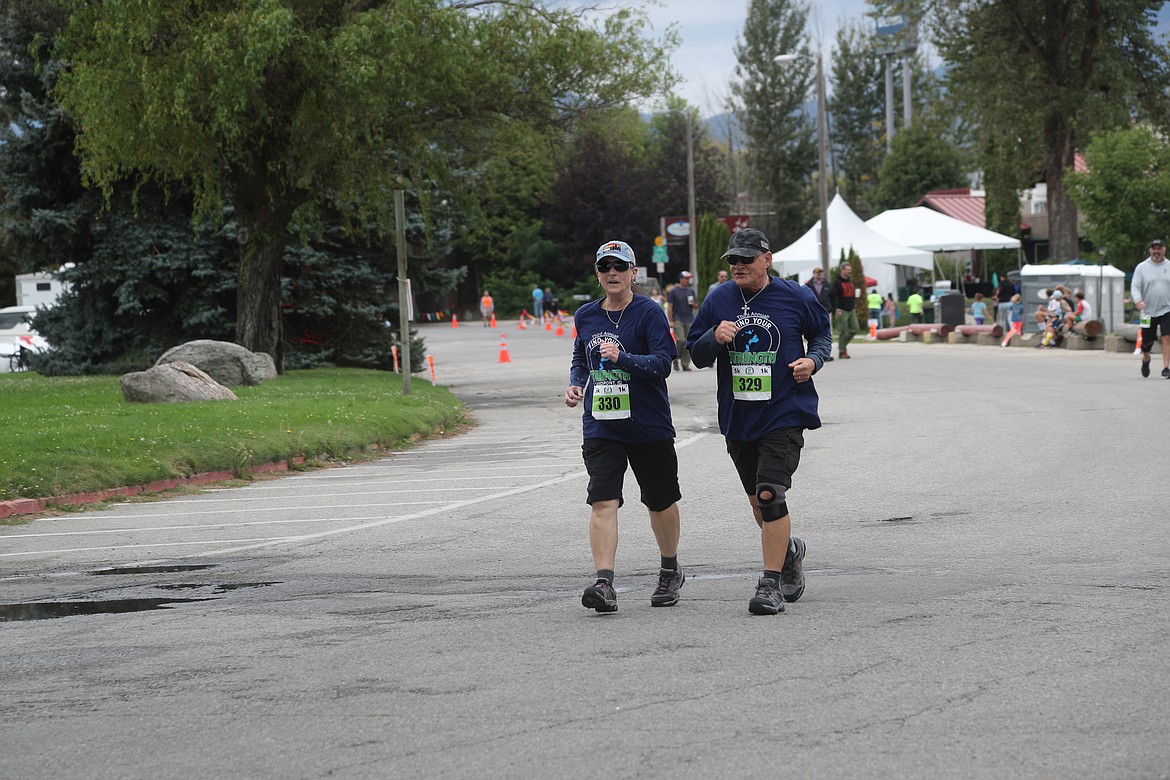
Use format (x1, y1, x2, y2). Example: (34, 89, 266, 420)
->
(725, 256, 757, 266)
(596, 260, 632, 272)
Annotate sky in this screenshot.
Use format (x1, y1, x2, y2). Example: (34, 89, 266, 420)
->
(644, 0, 1170, 118)
(645, 0, 879, 118)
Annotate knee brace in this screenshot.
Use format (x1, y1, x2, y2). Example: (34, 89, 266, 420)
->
(755, 482, 788, 522)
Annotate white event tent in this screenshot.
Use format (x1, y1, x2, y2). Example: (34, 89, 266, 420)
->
(771, 194, 932, 298)
(865, 206, 1021, 252)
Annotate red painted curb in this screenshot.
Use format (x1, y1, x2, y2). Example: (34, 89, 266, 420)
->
(0, 456, 307, 520)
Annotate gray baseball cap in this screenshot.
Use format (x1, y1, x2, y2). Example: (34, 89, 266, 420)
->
(721, 228, 771, 259)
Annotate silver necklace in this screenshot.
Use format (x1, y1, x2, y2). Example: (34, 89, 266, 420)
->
(604, 296, 631, 328)
(740, 282, 768, 316)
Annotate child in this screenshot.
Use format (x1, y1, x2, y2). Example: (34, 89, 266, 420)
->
(1003, 293, 1024, 347)
(970, 292, 988, 325)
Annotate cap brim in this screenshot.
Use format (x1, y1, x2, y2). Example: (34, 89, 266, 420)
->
(721, 247, 760, 259)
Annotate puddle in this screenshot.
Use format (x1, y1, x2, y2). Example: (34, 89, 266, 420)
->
(157, 581, 279, 593)
(0, 597, 218, 622)
(92, 564, 217, 576)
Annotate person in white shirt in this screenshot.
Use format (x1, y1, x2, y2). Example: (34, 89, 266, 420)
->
(1132, 238, 1170, 378)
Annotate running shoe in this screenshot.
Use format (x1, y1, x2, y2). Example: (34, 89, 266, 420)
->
(748, 577, 784, 615)
(780, 537, 806, 603)
(582, 579, 618, 613)
(1141, 359, 1150, 377)
(650, 567, 685, 607)
(1163, 368, 1170, 379)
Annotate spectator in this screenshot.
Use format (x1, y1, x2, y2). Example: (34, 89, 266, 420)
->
(666, 271, 699, 371)
(883, 293, 898, 328)
(970, 292, 988, 325)
(532, 284, 545, 322)
(908, 289, 924, 324)
(479, 290, 494, 327)
(830, 262, 860, 359)
(707, 269, 729, 297)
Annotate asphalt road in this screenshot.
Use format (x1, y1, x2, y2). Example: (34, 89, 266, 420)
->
(2, 320, 1168, 779)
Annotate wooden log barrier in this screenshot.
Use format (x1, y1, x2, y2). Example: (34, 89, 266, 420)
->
(1070, 319, 1104, 338)
(908, 323, 952, 338)
(955, 324, 1004, 338)
(874, 325, 913, 340)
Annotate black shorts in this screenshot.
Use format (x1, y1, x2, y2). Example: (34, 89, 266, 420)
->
(1142, 311, 1170, 348)
(582, 438, 681, 512)
(726, 427, 805, 495)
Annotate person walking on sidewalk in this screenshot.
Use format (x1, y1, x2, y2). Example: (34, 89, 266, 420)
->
(685, 228, 832, 615)
(667, 271, 699, 370)
(1133, 238, 1170, 378)
(565, 240, 685, 613)
(831, 262, 859, 358)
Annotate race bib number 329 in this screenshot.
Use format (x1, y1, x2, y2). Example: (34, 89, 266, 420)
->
(731, 365, 771, 401)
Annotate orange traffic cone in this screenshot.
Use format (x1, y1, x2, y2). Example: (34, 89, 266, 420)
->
(518, 316, 527, 330)
(498, 334, 512, 363)
(490, 314, 497, 328)
(545, 318, 553, 332)
(555, 318, 564, 337)
(451, 314, 459, 329)
(427, 354, 436, 385)
(868, 320, 877, 339)
(571, 322, 577, 339)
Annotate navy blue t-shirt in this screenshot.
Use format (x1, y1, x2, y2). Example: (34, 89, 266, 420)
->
(569, 294, 677, 443)
(686, 277, 831, 441)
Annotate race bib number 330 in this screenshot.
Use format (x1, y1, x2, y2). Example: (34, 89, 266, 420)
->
(592, 383, 631, 419)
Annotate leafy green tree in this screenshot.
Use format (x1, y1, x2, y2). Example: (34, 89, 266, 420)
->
(873, 123, 967, 211)
(545, 108, 656, 278)
(934, 0, 1170, 261)
(52, 0, 678, 369)
(731, 0, 817, 245)
(1067, 125, 1170, 271)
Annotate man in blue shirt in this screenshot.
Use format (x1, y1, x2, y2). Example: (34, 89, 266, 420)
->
(686, 228, 832, 615)
(532, 284, 545, 322)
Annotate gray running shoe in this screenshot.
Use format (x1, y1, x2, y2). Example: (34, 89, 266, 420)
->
(650, 567, 685, 607)
(748, 577, 784, 615)
(582, 579, 618, 613)
(781, 537, 806, 602)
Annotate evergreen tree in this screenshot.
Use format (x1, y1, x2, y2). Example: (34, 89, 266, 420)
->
(830, 22, 885, 217)
(731, 0, 817, 245)
(696, 213, 731, 297)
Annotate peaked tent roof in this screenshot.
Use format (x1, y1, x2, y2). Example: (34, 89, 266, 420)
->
(771, 193, 933, 276)
(866, 206, 1021, 252)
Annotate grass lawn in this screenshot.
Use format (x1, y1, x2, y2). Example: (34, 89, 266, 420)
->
(0, 368, 467, 501)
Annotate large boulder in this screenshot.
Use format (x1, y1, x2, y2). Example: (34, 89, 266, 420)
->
(121, 361, 239, 403)
(155, 340, 277, 387)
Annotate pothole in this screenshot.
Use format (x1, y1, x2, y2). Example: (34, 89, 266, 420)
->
(91, 564, 217, 576)
(0, 597, 218, 622)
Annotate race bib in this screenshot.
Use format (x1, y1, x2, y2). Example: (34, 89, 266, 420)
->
(731, 364, 772, 401)
(592, 382, 631, 419)
(1141, 314, 1152, 328)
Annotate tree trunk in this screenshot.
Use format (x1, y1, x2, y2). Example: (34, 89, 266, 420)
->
(1045, 115, 1080, 262)
(235, 227, 287, 373)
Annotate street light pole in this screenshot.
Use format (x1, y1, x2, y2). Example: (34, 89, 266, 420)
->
(814, 53, 830, 279)
(775, 51, 831, 278)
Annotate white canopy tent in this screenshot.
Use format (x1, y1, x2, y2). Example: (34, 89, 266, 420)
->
(771, 194, 933, 298)
(865, 206, 1021, 251)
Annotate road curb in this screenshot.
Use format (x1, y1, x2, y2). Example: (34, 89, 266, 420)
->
(0, 457, 307, 520)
